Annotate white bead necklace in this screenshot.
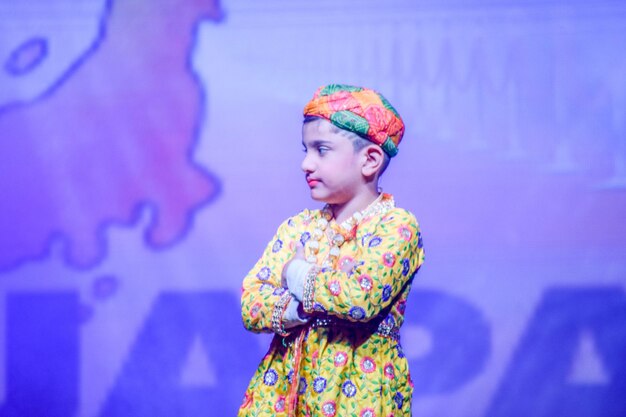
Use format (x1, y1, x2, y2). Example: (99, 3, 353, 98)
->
(304, 193, 389, 268)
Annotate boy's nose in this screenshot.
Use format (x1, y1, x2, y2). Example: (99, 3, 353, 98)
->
(301, 153, 315, 173)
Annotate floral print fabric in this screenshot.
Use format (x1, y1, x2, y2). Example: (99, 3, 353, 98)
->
(239, 195, 425, 416)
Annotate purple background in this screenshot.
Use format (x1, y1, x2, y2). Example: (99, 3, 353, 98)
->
(1, 0, 625, 416)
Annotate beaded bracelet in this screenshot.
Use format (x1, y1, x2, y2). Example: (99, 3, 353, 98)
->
(302, 265, 321, 313)
(271, 291, 293, 337)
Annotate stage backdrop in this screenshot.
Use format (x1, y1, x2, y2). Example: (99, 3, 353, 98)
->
(1, 0, 625, 416)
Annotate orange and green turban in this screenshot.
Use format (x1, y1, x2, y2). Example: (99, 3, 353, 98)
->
(303, 84, 405, 157)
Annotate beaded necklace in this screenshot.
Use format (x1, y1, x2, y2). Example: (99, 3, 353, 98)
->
(304, 193, 392, 268)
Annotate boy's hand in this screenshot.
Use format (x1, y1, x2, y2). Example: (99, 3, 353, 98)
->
(293, 244, 306, 260)
(281, 244, 306, 288)
(283, 298, 309, 329)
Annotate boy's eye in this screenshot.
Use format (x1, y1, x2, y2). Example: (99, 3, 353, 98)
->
(317, 146, 329, 155)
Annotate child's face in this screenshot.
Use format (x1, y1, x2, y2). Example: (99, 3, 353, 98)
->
(301, 119, 364, 205)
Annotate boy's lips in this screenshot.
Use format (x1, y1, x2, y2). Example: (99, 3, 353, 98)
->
(306, 177, 320, 187)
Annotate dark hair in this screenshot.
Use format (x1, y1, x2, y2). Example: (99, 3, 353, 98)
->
(303, 116, 390, 175)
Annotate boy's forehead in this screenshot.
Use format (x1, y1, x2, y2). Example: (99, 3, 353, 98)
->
(302, 121, 351, 144)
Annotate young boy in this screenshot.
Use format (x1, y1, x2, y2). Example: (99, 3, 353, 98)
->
(239, 84, 425, 417)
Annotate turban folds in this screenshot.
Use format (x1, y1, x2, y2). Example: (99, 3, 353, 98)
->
(303, 84, 405, 157)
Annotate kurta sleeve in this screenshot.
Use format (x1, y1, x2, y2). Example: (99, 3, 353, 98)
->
(241, 213, 305, 335)
(301, 208, 425, 322)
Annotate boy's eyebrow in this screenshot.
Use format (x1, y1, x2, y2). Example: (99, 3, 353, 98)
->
(302, 139, 333, 147)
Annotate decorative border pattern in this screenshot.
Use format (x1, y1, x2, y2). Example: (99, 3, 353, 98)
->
(271, 291, 293, 336)
(302, 265, 321, 313)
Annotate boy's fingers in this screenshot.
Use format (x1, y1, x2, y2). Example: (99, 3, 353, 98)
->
(295, 244, 305, 259)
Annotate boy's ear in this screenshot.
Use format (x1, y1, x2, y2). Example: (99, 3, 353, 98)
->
(361, 145, 385, 177)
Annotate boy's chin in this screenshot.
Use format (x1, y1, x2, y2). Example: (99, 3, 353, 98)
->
(309, 191, 345, 206)
(309, 191, 330, 203)
(309, 194, 326, 202)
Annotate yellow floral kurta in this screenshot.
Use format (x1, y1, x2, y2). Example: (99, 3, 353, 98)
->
(239, 194, 425, 417)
